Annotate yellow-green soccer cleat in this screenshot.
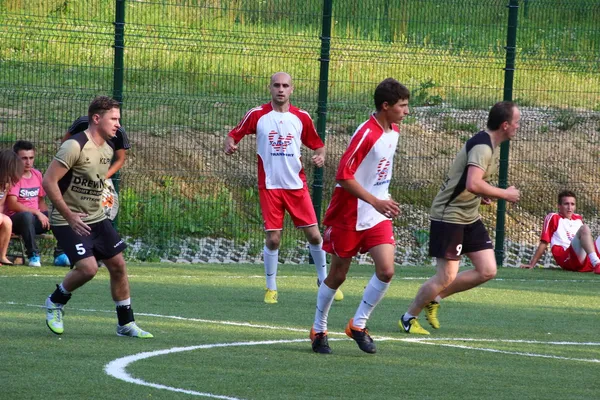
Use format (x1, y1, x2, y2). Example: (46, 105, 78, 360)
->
(117, 322, 154, 338)
(399, 315, 430, 335)
(264, 289, 278, 304)
(45, 297, 64, 335)
(425, 301, 440, 329)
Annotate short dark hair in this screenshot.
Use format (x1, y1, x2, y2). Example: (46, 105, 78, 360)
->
(487, 101, 516, 130)
(88, 96, 120, 121)
(374, 78, 410, 111)
(13, 140, 35, 153)
(0, 149, 23, 189)
(558, 190, 576, 205)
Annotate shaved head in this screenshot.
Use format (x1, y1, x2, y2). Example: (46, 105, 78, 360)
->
(270, 72, 292, 85)
(269, 72, 294, 109)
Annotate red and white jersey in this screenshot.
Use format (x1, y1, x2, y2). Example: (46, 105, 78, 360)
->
(228, 102, 324, 190)
(323, 114, 399, 231)
(540, 212, 584, 250)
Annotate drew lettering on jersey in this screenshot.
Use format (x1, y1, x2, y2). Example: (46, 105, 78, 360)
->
(71, 176, 105, 198)
(19, 187, 40, 199)
(374, 157, 391, 186)
(268, 131, 294, 157)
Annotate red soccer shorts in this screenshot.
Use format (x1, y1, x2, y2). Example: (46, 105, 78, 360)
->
(552, 244, 596, 272)
(259, 187, 317, 231)
(322, 220, 395, 258)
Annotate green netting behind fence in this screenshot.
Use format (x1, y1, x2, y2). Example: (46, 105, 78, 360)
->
(1, 0, 599, 266)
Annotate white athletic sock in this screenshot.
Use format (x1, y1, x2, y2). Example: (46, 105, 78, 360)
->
(58, 283, 71, 295)
(313, 283, 337, 333)
(115, 298, 131, 307)
(264, 246, 279, 290)
(588, 252, 600, 267)
(403, 312, 416, 321)
(434, 295, 442, 303)
(353, 274, 390, 329)
(308, 241, 327, 284)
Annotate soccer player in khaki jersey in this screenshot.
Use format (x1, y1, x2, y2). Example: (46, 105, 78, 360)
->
(400, 101, 521, 335)
(42, 96, 152, 338)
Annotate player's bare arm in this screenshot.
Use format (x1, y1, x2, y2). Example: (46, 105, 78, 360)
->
(43, 160, 91, 236)
(106, 148, 126, 179)
(224, 136, 238, 155)
(338, 179, 400, 218)
(520, 241, 549, 269)
(311, 147, 325, 168)
(466, 165, 520, 203)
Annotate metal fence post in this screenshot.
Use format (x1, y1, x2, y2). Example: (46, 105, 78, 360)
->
(495, 0, 519, 266)
(112, 0, 125, 224)
(309, 0, 332, 264)
(312, 0, 332, 224)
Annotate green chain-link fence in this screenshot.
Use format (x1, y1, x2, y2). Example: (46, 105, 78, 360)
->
(1, 0, 599, 266)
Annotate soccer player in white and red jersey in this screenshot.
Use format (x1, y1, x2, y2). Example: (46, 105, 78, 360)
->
(521, 190, 600, 274)
(224, 72, 343, 304)
(309, 78, 409, 354)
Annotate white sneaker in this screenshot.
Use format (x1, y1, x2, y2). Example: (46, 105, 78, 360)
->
(117, 322, 153, 338)
(45, 297, 64, 335)
(29, 255, 41, 267)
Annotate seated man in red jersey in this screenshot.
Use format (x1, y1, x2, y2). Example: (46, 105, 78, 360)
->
(521, 190, 600, 274)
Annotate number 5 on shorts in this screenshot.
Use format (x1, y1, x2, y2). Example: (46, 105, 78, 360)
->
(76, 243, 86, 255)
(456, 244, 463, 256)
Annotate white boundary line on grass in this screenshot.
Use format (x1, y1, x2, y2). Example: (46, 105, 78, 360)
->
(1, 274, 598, 284)
(104, 339, 311, 400)
(3, 301, 600, 398)
(103, 335, 600, 400)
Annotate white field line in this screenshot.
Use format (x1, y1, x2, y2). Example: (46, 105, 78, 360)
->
(4, 301, 600, 348)
(104, 339, 311, 400)
(103, 338, 600, 400)
(0, 274, 598, 284)
(2, 301, 599, 398)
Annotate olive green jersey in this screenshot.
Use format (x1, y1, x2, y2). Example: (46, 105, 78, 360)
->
(430, 131, 499, 224)
(50, 131, 114, 226)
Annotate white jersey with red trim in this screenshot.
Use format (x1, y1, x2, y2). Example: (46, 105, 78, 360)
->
(228, 102, 324, 190)
(540, 212, 583, 250)
(323, 114, 399, 231)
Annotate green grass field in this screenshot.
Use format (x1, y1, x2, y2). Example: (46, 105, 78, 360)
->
(1, 263, 598, 399)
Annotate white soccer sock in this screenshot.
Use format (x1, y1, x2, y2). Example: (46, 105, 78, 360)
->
(353, 274, 390, 329)
(115, 298, 131, 307)
(58, 283, 71, 295)
(588, 252, 600, 267)
(264, 246, 279, 290)
(308, 241, 327, 284)
(403, 312, 416, 321)
(434, 295, 442, 303)
(313, 282, 337, 333)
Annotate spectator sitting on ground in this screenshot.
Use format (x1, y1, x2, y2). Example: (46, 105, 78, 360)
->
(521, 190, 600, 274)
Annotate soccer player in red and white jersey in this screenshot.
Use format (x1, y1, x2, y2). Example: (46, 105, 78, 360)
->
(224, 72, 343, 304)
(521, 190, 600, 274)
(309, 78, 409, 354)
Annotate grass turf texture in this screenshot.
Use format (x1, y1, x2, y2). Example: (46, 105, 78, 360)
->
(1, 263, 598, 399)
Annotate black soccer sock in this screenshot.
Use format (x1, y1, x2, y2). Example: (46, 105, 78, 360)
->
(116, 305, 135, 326)
(49, 284, 72, 305)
